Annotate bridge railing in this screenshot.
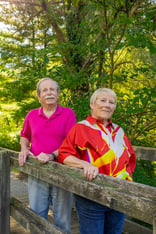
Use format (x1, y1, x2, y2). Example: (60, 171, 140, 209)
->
(0, 146, 156, 234)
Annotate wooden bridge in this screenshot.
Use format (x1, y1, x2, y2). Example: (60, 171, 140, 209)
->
(0, 146, 156, 234)
(10, 169, 79, 234)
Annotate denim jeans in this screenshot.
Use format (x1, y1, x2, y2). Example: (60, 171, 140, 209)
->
(75, 195, 125, 234)
(28, 175, 73, 234)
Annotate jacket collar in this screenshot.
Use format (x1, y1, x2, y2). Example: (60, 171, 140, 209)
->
(86, 115, 114, 129)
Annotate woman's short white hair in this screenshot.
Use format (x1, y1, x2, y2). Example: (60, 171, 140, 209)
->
(90, 88, 117, 105)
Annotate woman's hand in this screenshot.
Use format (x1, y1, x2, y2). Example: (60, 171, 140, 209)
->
(63, 156, 99, 181)
(83, 162, 99, 181)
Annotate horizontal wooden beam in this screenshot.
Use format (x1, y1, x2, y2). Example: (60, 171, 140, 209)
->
(1, 145, 156, 161)
(10, 197, 66, 234)
(9, 151, 156, 225)
(123, 218, 152, 234)
(133, 146, 156, 161)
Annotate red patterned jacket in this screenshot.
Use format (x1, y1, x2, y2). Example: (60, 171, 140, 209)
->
(59, 115, 136, 181)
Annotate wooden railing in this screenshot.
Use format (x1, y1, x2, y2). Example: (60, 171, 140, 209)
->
(0, 146, 156, 234)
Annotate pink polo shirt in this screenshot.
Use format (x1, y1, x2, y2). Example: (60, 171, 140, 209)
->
(20, 105, 76, 157)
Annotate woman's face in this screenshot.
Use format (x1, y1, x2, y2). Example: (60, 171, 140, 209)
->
(90, 93, 116, 124)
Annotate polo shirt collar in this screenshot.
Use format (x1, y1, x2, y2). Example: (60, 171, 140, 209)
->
(86, 115, 114, 129)
(38, 104, 62, 117)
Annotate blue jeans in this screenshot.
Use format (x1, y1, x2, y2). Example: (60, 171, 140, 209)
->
(28, 175, 73, 234)
(75, 195, 125, 234)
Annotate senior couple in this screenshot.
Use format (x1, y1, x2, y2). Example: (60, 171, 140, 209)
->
(18, 77, 136, 234)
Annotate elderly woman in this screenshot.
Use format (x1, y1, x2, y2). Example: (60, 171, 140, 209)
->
(59, 88, 136, 234)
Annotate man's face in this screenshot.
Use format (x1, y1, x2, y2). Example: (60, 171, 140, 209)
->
(38, 79, 59, 106)
(90, 93, 116, 124)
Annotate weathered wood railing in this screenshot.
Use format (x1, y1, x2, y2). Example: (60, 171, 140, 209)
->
(0, 146, 156, 234)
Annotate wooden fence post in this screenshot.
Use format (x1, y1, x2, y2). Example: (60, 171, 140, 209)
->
(0, 150, 10, 234)
(154, 212, 156, 234)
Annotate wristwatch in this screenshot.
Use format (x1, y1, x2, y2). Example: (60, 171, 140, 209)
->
(51, 152, 57, 160)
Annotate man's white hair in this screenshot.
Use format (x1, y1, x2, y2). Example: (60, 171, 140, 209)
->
(36, 77, 59, 95)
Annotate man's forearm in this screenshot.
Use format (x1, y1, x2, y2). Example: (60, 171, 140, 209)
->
(20, 137, 30, 151)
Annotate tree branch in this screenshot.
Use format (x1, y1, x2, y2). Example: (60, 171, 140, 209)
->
(116, 109, 156, 122)
(130, 0, 144, 16)
(41, 0, 65, 43)
(133, 122, 156, 140)
(81, 31, 103, 70)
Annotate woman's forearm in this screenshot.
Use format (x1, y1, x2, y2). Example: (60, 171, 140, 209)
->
(63, 155, 89, 169)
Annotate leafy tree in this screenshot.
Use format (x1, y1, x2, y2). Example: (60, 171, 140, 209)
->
(0, 0, 155, 146)
(0, 0, 155, 190)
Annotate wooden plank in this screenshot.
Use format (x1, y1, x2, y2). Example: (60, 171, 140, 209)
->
(10, 153, 156, 200)
(10, 216, 29, 234)
(1, 147, 155, 230)
(0, 150, 10, 234)
(123, 218, 152, 234)
(9, 153, 156, 225)
(10, 197, 66, 234)
(133, 146, 156, 161)
(2, 145, 156, 161)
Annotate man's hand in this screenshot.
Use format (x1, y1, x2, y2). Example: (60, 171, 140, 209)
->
(19, 137, 32, 166)
(37, 152, 54, 164)
(18, 149, 33, 166)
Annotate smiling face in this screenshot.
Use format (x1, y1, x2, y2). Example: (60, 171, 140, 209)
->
(90, 92, 116, 125)
(37, 79, 59, 107)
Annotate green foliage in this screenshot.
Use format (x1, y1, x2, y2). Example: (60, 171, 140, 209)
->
(0, 132, 20, 151)
(133, 159, 156, 187)
(0, 0, 155, 189)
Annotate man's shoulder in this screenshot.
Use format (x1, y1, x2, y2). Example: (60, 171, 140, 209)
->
(59, 105, 75, 114)
(26, 108, 40, 117)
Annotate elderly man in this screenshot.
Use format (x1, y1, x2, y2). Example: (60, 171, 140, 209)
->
(18, 77, 76, 234)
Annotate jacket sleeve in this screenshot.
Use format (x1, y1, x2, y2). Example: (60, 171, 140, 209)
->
(124, 134, 136, 173)
(59, 124, 80, 164)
